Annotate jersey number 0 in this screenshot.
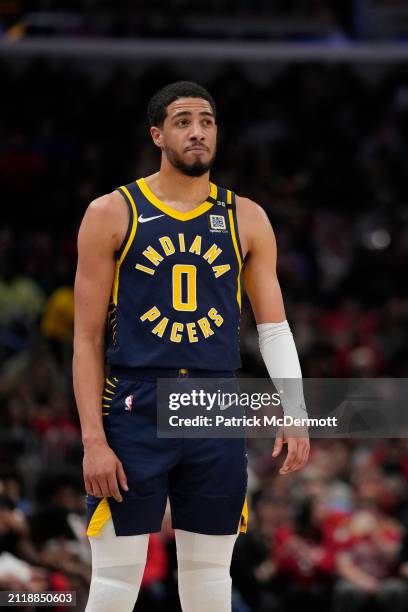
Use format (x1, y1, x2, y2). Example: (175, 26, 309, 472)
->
(172, 264, 197, 312)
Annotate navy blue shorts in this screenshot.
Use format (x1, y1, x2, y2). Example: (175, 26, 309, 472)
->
(86, 368, 248, 537)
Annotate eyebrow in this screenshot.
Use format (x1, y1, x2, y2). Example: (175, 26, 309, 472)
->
(172, 110, 214, 119)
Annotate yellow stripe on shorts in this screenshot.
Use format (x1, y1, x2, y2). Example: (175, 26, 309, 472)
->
(86, 497, 111, 537)
(239, 497, 248, 533)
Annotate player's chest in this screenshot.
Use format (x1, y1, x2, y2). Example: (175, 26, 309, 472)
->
(130, 211, 235, 273)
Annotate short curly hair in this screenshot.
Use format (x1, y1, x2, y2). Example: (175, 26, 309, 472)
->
(147, 81, 216, 127)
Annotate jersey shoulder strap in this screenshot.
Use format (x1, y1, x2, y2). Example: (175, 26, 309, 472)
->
(114, 183, 138, 262)
(226, 188, 244, 265)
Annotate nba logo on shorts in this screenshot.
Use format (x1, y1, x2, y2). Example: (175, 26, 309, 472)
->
(125, 395, 133, 411)
(209, 214, 227, 232)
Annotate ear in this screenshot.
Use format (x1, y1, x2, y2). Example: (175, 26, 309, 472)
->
(150, 126, 163, 149)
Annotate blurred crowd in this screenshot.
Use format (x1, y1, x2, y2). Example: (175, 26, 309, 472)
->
(1, 58, 408, 610)
(235, 438, 408, 612)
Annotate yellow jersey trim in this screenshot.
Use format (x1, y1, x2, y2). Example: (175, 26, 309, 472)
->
(112, 186, 138, 305)
(137, 178, 217, 221)
(227, 189, 242, 310)
(86, 497, 112, 537)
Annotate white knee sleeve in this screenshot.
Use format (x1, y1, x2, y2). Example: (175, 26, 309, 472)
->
(175, 529, 238, 612)
(85, 518, 149, 612)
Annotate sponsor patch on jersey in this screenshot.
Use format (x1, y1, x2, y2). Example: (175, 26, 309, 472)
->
(209, 214, 228, 233)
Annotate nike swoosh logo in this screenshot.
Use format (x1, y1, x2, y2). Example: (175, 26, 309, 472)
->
(138, 214, 165, 223)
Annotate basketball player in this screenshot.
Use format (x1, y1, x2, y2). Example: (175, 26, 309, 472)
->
(73, 81, 310, 612)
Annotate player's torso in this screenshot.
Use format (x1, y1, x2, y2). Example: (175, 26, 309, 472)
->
(106, 178, 244, 370)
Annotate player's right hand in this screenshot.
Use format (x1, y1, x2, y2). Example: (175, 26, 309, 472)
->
(272, 426, 310, 474)
(83, 441, 129, 502)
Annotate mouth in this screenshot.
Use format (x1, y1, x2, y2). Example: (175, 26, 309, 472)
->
(186, 146, 208, 152)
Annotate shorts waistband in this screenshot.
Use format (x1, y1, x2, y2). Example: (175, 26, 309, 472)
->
(109, 366, 236, 381)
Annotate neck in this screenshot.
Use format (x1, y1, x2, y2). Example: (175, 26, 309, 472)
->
(146, 159, 211, 210)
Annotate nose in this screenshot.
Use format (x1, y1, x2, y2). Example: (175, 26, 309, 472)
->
(189, 120, 205, 141)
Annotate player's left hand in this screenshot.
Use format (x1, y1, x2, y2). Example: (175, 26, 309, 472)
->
(272, 427, 310, 475)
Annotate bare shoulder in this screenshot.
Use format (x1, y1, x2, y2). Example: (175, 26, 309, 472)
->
(236, 195, 265, 215)
(235, 195, 274, 256)
(236, 195, 272, 228)
(86, 189, 127, 226)
(79, 190, 129, 253)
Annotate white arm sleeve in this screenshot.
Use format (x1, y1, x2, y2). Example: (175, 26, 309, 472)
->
(257, 320, 307, 418)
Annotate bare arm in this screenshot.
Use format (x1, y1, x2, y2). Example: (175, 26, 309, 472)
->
(238, 197, 309, 474)
(73, 190, 129, 501)
(239, 199, 286, 323)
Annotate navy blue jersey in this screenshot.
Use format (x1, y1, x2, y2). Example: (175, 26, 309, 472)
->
(105, 178, 244, 370)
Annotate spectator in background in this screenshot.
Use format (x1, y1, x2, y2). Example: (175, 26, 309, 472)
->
(41, 285, 74, 363)
(0, 494, 50, 598)
(231, 491, 286, 612)
(274, 495, 335, 612)
(332, 503, 407, 612)
(397, 531, 408, 587)
(136, 533, 170, 612)
(26, 472, 91, 609)
(1, 338, 63, 403)
(0, 266, 45, 332)
(0, 472, 31, 516)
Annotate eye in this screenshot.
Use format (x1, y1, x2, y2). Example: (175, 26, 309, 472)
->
(177, 118, 189, 127)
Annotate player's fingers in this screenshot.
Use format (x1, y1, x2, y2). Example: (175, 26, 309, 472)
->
(291, 439, 310, 472)
(301, 440, 310, 466)
(116, 461, 129, 492)
(84, 477, 94, 496)
(272, 430, 284, 457)
(280, 440, 298, 474)
(100, 477, 113, 499)
(91, 480, 104, 498)
(107, 473, 123, 503)
(290, 438, 306, 471)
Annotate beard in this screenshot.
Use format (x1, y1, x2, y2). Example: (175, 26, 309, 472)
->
(165, 145, 216, 177)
